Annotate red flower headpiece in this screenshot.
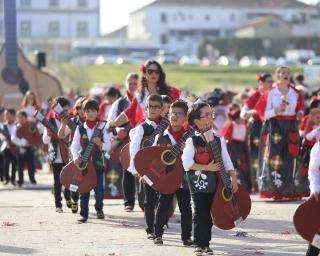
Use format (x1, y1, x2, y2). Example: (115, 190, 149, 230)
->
(139, 63, 145, 74)
(257, 73, 262, 82)
(113, 84, 121, 91)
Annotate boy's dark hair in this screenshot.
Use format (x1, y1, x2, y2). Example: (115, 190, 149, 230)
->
(187, 102, 209, 126)
(18, 111, 28, 118)
(146, 94, 163, 106)
(105, 87, 121, 98)
(171, 100, 188, 115)
(83, 99, 99, 111)
(53, 96, 70, 108)
(5, 108, 16, 116)
(161, 95, 173, 105)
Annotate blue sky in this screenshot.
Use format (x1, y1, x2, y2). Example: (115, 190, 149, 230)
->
(100, 0, 319, 34)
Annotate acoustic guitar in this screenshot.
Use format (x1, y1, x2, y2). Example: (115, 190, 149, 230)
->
(119, 114, 170, 170)
(202, 129, 251, 230)
(52, 102, 78, 132)
(60, 121, 106, 193)
(0, 0, 62, 108)
(16, 121, 42, 145)
(34, 111, 70, 164)
(134, 127, 195, 194)
(293, 197, 320, 248)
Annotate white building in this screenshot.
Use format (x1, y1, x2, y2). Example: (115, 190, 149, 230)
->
(127, 0, 317, 55)
(0, 0, 100, 61)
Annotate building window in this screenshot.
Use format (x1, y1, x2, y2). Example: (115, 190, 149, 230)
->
(49, 0, 59, 7)
(77, 0, 87, 8)
(161, 13, 167, 23)
(20, 20, 31, 37)
(205, 14, 210, 21)
(49, 21, 60, 37)
(77, 21, 88, 37)
(20, 0, 31, 7)
(230, 13, 235, 22)
(161, 34, 168, 44)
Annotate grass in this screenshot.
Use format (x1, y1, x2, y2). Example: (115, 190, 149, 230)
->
(59, 64, 303, 94)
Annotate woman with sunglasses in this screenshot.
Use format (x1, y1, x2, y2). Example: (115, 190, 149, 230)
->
(240, 73, 273, 192)
(255, 66, 305, 200)
(109, 60, 181, 129)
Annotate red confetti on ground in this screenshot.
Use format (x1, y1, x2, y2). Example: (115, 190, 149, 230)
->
(2, 222, 16, 227)
(281, 230, 291, 235)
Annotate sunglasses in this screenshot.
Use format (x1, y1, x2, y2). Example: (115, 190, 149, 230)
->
(147, 104, 162, 110)
(169, 112, 185, 117)
(146, 69, 160, 75)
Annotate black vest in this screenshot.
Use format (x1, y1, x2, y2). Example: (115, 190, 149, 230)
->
(186, 135, 221, 194)
(156, 133, 189, 191)
(79, 124, 105, 170)
(117, 96, 131, 131)
(47, 118, 60, 163)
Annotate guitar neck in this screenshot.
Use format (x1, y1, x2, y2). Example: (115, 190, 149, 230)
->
(81, 125, 104, 162)
(170, 128, 195, 158)
(144, 116, 169, 147)
(58, 111, 77, 131)
(208, 139, 231, 189)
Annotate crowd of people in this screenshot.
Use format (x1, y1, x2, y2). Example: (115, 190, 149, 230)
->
(0, 60, 319, 256)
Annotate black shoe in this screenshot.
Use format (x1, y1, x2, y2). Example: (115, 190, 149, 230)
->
(30, 180, 37, 185)
(11, 181, 16, 186)
(124, 205, 133, 212)
(77, 217, 87, 223)
(97, 211, 105, 219)
(66, 200, 72, 208)
(183, 239, 194, 246)
(147, 233, 155, 240)
(56, 207, 63, 213)
(71, 202, 78, 214)
(194, 247, 204, 256)
(4, 180, 9, 185)
(203, 247, 213, 255)
(153, 236, 163, 245)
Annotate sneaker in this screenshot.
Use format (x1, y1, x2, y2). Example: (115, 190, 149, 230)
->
(97, 211, 105, 219)
(183, 239, 194, 246)
(71, 202, 78, 214)
(11, 181, 16, 186)
(56, 207, 63, 213)
(153, 236, 163, 245)
(66, 200, 72, 208)
(124, 205, 133, 212)
(203, 247, 213, 255)
(77, 217, 87, 224)
(147, 233, 155, 240)
(194, 247, 204, 256)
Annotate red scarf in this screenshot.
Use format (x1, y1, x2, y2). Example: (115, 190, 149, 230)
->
(126, 90, 134, 102)
(168, 125, 185, 142)
(86, 119, 99, 129)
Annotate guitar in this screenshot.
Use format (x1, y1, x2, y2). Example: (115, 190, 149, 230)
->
(134, 127, 195, 194)
(0, 126, 17, 157)
(52, 103, 78, 132)
(119, 114, 170, 170)
(293, 197, 320, 248)
(34, 111, 70, 164)
(16, 121, 42, 145)
(0, 0, 62, 108)
(202, 129, 251, 230)
(60, 121, 106, 193)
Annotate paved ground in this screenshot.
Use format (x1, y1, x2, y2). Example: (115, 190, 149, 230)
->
(0, 170, 309, 256)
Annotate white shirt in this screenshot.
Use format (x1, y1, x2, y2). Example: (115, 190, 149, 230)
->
(1, 123, 15, 149)
(232, 123, 246, 142)
(11, 125, 28, 147)
(182, 133, 234, 172)
(308, 142, 320, 194)
(306, 126, 320, 142)
(23, 105, 37, 121)
(42, 119, 70, 164)
(127, 118, 158, 175)
(264, 87, 299, 120)
(70, 123, 111, 161)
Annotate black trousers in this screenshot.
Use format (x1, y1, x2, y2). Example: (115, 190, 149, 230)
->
(0, 154, 4, 181)
(4, 149, 17, 182)
(122, 170, 135, 207)
(143, 183, 158, 234)
(307, 244, 320, 256)
(17, 147, 36, 185)
(192, 192, 215, 247)
(136, 178, 145, 211)
(52, 163, 78, 208)
(155, 188, 192, 241)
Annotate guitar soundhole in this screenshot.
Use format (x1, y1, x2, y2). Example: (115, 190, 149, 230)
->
(2, 67, 23, 84)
